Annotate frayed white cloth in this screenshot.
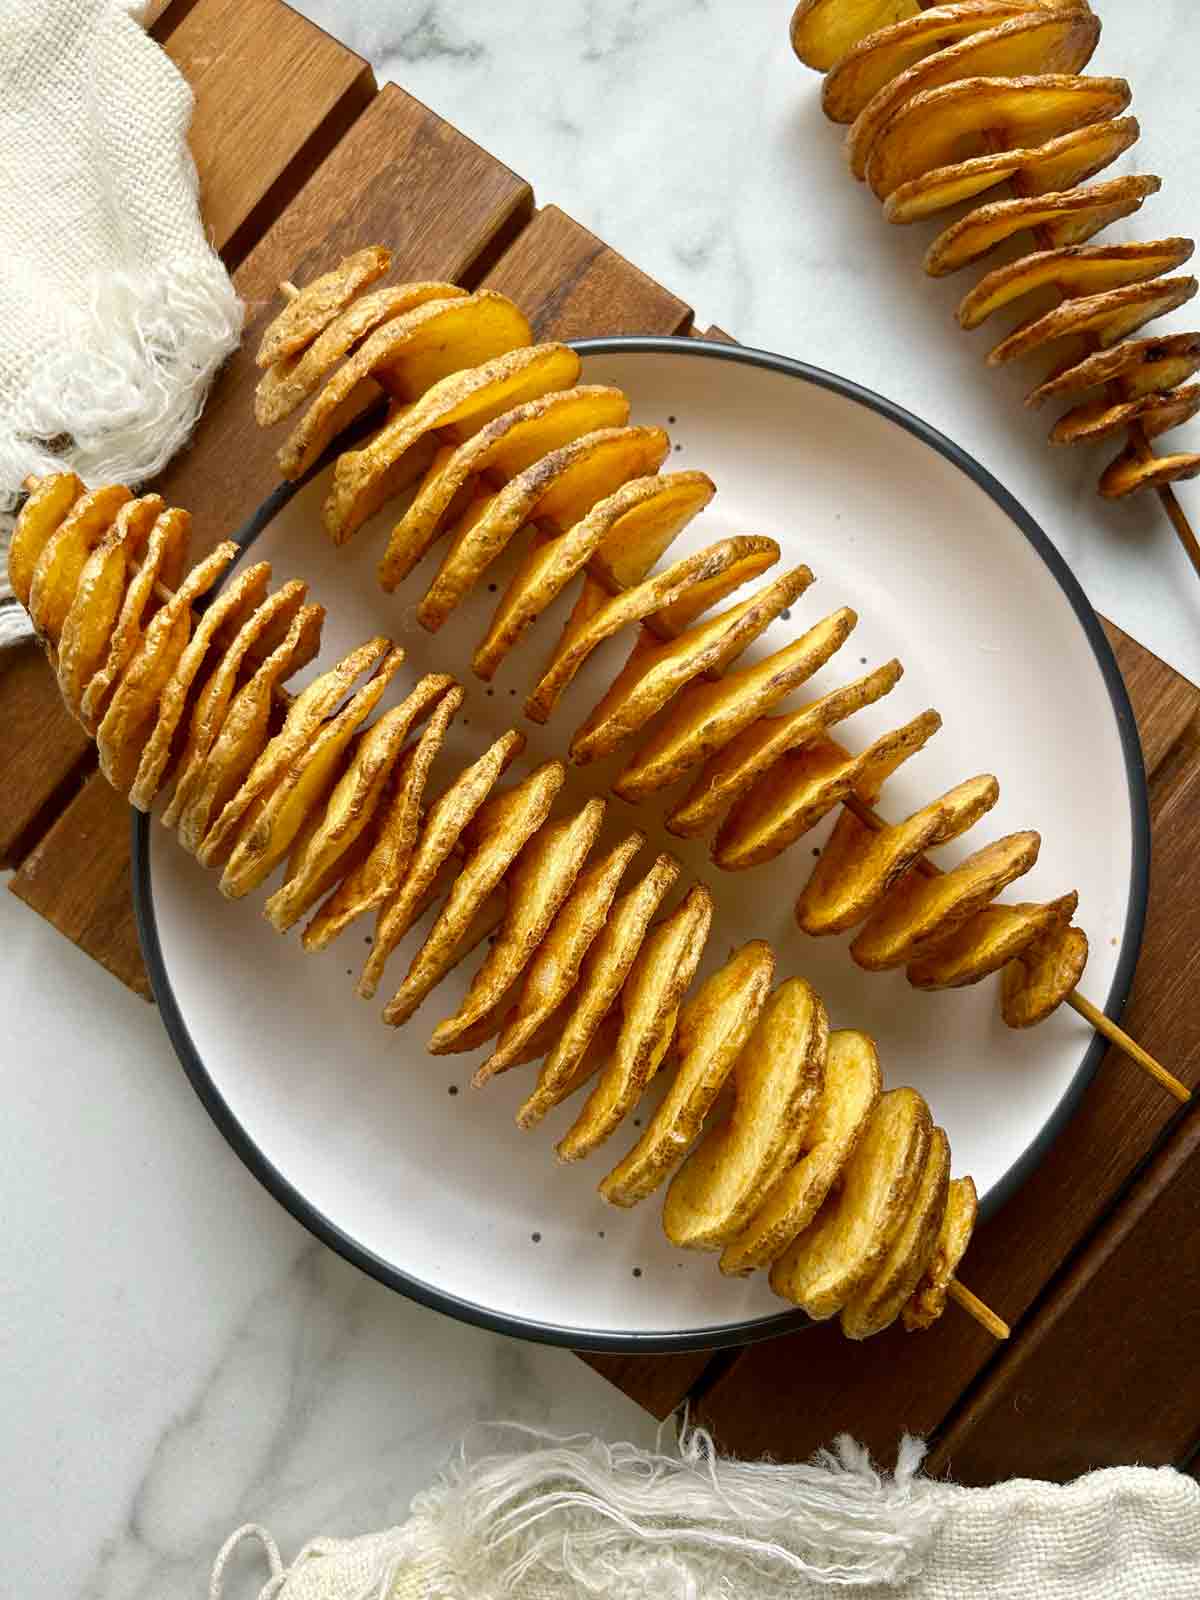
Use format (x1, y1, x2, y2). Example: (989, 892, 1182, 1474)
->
(0, 0, 242, 645)
(208, 1423, 1200, 1599)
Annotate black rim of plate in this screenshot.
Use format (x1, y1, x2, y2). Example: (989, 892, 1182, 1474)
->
(132, 335, 1151, 1355)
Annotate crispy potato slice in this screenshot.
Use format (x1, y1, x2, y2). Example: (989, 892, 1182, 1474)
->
(989, 276, 1198, 366)
(430, 798, 605, 1053)
(359, 728, 523, 998)
(662, 978, 829, 1250)
(7, 472, 82, 610)
(1028, 332, 1200, 408)
(790, 0, 920, 71)
(849, 12, 1100, 184)
(78, 506, 190, 732)
(173, 601, 324, 854)
(653, 543, 782, 634)
(556, 885, 713, 1163)
(600, 941, 775, 1207)
(588, 471, 717, 592)
(129, 562, 272, 811)
(959, 238, 1193, 332)
(527, 537, 780, 725)
(670, 658, 901, 840)
(478, 831, 644, 1084)
(28, 484, 133, 648)
(57, 496, 165, 719)
(301, 678, 459, 950)
(1099, 447, 1200, 499)
(796, 772, 998, 935)
(771, 1086, 932, 1319)
(264, 689, 441, 932)
(470, 471, 716, 677)
(516, 853, 680, 1129)
(868, 71, 1128, 199)
(927, 174, 1160, 278)
(570, 565, 815, 767)
(199, 636, 393, 868)
(1052, 383, 1200, 448)
(257, 246, 391, 369)
(255, 282, 467, 426)
(220, 648, 406, 899)
(325, 343, 579, 550)
(907, 890, 1077, 989)
(714, 710, 940, 872)
(97, 544, 237, 796)
(851, 830, 1041, 971)
(533, 426, 672, 544)
(902, 1175, 978, 1331)
(383, 761, 565, 1026)
(164, 580, 310, 834)
(720, 1029, 881, 1276)
(382, 387, 631, 587)
(842, 1126, 951, 1339)
(823, 2, 1041, 123)
(1001, 921, 1088, 1025)
(615, 606, 856, 804)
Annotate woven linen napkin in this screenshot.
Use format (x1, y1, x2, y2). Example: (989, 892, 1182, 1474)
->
(209, 1425, 1200, 1600)
(0, 0, 241, 646)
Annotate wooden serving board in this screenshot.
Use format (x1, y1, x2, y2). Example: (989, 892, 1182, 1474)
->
(4, 0, 1198, 1479)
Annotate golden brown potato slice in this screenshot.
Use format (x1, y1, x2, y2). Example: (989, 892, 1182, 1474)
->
(849, 13, 1100, 183)
(907, 890, 1077, 989)
(557, 885, 713, 1162)
(528, 425, 672, 540)
(714, 710, 940, 872)
(902, 1174, 977, 1331)
(7, 472, 83, 611)
(720, 1028, 881, 1276)
(163, 580, 311, 834)
(1028, 332, 1200, 408)
(653, 540, 783, 634)
(959, 238, 1193, 332)
(669, 658, 901, 840)
(359, 727, 524, 998)
(257, 246, 391, 369)
(989, 276, 1197, 366)
(1099, 447, 1200, 499)
(516, 853, 680, 1129)
(255, 282, 467, 425)
(1052, 383, 1200, 447)
(97, 544, 238, 796)
(601, 940, 775, 1207)
(429, 798, 605, 1054)
(383, 387, 631, 589)
(615, 606, 856, 804)
(927, 173, 1160, 277)
(198, 635, 393, 868)
(28, 484, 133, 649)
(1001, 921, 1089, 1025)
(470, 471, 716, 677)
(823, 2, 1040, 123)
(57, 496, 165, 720)
(790, 0, 920, 71)
(219, 647, 406, 899)
(662, 977, 829, 1250)
(588, 472, 717, 592)
(842, 1125, 951, 1339)
(851, 830, 1041, 971)
(795, 772, 998, 935)
(301, 678, 459, 951)
(570, 565, 815, 766)
(478, 831, 644, 1085)
(527, 537, 780, 726)
(771, 1086, 932, 1319)
(129, 562, 273, 811)
(383, 761, 565, 1026)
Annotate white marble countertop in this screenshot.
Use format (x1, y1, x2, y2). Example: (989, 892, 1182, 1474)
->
(6, 3, 1200, 1594)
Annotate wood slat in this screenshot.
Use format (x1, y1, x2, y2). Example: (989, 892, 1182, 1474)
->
(0, 645, 92, 870)
(576, 1352, 713, 1422)
(1102, 618, 1200, 777)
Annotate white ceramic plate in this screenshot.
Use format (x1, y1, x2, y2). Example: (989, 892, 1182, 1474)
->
(135, 339, 1148, 1351)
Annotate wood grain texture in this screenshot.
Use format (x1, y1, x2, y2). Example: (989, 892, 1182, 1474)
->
(927, 1101, 1200, 1482)
(576, 1351, 713, 1422)
(0, 644, 92, 870)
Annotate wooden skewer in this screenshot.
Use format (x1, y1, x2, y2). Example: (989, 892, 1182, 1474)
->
(948, 1278, 1010, 1340)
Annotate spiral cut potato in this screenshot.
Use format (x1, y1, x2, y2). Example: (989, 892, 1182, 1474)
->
(252, 251, 1088, 1030)
(9, 470, 989, 1340)
(790, 0, 1200, 498)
